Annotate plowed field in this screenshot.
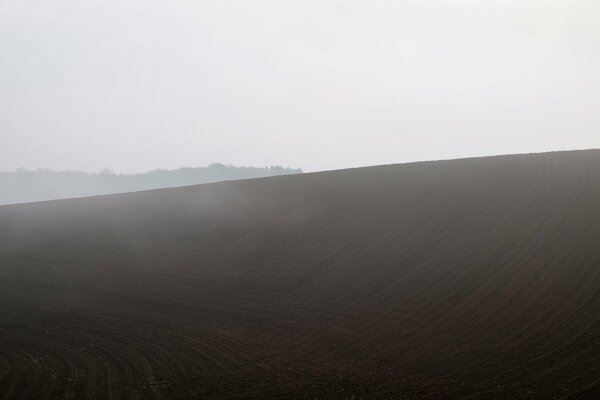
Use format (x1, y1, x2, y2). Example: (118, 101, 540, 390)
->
(2, 150, 600, 399)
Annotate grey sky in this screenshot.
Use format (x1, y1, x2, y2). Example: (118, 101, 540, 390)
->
(2, 0, 599, 173)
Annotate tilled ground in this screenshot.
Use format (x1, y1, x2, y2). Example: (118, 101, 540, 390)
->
(1, 150, 600, 399)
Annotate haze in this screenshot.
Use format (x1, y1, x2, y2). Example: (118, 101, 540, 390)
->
(2, 0, 599, 173)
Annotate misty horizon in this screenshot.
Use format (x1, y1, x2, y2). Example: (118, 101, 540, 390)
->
(0, 163, 301, 205)
(3, 1, 600, 398)
(2, 163, 302, 176)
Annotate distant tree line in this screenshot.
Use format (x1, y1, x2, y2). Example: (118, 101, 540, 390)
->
(0, 164, 302, 205)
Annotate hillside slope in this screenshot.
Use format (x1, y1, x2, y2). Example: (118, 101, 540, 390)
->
(1, 150, 600, 399)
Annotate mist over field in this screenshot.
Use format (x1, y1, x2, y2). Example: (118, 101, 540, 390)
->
(2, 1, 600, 399)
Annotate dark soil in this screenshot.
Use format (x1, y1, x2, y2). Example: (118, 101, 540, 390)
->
(1, 150, 600, 399)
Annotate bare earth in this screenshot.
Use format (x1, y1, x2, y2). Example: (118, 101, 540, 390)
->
(1, 150, 600, 399)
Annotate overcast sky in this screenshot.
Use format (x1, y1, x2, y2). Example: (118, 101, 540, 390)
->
(1, 0, 599, 173)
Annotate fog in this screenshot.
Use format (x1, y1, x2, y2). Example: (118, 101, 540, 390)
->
(0, 164, 301, 205)
(2, 0, 599, 173)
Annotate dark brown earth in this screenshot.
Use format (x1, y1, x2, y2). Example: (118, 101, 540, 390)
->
(2, 150, 600, 399)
